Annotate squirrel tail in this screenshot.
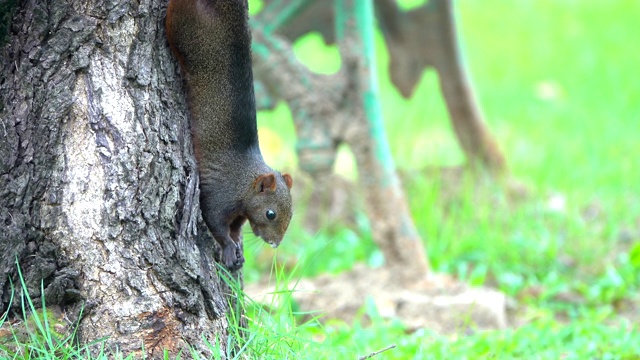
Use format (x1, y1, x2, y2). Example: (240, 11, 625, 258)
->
(166, 0, 258, 152)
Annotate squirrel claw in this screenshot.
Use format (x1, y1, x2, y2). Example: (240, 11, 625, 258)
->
(222, 243, 244, 270)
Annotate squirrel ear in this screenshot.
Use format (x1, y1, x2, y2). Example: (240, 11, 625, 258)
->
(282, 173, 293, 189)
(254, 173, 276, 192)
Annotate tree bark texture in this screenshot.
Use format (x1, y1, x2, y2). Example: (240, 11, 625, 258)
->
(1, 0, 236, 357)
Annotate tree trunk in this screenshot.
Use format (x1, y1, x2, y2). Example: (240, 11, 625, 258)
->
(1, 0, 236, 357)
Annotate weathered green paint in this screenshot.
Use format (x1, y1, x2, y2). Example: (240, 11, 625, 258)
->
(262, 0, 316, 35)
(254, 0, 399, 187)
(252, 42, 270, 58)
(252, 38, 312, 87)
(251, 28, 333, 174)
(354, 0, 398, 188)
(333, 0, 346, 41)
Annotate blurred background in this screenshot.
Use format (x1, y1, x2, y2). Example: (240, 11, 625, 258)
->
(244, 0, 640, 357)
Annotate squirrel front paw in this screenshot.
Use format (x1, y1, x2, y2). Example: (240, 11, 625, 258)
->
(222, 243, 245, 270)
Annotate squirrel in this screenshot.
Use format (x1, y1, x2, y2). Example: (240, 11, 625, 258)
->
(165, 0, 293, 270)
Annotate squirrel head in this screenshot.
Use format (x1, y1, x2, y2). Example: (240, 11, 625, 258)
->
(246, 172, 293, 247)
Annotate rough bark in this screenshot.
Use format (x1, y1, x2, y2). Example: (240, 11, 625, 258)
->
(1, 0, 237, 357)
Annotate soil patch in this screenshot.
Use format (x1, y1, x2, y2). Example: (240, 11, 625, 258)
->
(245, 264, 506, 334)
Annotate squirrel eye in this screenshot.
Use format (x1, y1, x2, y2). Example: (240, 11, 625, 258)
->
(266, 209, 276, 220)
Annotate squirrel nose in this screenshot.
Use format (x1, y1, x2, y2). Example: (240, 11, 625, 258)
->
(267, 237, 282, 248)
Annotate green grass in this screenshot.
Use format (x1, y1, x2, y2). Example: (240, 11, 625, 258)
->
(0, 264, 110, 359)
(250, 0, 640, 358)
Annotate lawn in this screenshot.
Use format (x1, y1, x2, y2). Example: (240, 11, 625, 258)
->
(249, 0, 640, 358)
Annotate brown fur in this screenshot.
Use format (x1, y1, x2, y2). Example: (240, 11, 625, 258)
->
(166, 0, 293, 270)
